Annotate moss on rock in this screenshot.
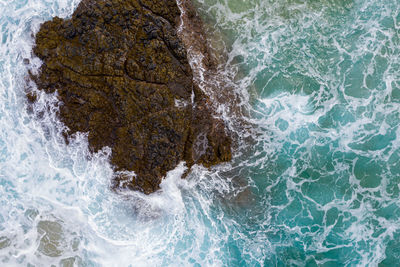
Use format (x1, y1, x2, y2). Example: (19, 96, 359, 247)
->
(32, 0, 232, 194)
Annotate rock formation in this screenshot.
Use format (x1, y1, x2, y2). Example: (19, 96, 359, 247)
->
(30, 0, 232, 194)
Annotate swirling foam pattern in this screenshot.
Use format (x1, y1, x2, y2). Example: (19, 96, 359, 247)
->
(1, 0, 400, 266)
(195, 0, 400, 265)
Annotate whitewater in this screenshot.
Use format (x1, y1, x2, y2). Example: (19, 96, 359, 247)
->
(1, 0, 400, 266)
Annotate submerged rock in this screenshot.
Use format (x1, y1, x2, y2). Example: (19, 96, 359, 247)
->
(31, 0, 232, 194)
(37, 220, 64, 257)
(0, 236, 10, 250)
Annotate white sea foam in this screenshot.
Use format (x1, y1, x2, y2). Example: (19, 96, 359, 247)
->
(0, 0, 249, 265)
(0, 0, 230, 266)
(193, 0, 400, 265)
(2, 0, 400, 265)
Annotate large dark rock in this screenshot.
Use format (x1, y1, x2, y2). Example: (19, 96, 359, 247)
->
(31, 0, 232, 194)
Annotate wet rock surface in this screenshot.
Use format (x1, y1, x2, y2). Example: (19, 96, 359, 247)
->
(31, 0, 232, 194)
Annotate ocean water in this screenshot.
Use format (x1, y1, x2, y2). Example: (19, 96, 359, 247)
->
(1, 0, 400, 266)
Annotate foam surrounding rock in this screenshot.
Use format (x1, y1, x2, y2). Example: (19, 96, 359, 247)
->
(31, 0, 232, 194)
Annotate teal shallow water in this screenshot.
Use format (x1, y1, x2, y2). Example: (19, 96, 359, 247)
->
(195, 0, 400, 265)
(0, 0, 400, 266)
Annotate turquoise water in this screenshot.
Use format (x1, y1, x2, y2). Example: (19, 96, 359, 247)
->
(195, 0, 400, 265)
(0, 0, 400, 266)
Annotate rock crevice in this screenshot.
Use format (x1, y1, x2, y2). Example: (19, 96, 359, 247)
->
(31, 0, 232, 194)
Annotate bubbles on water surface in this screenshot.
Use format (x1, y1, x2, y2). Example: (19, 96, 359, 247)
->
(1, 0, 400, 266)
(0, 2, 247, 266)
(0, 0, 228, 266)
(193, 0, 400, 265)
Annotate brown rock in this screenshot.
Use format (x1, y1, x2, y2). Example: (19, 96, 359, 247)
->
(31, 0, 232, 194)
